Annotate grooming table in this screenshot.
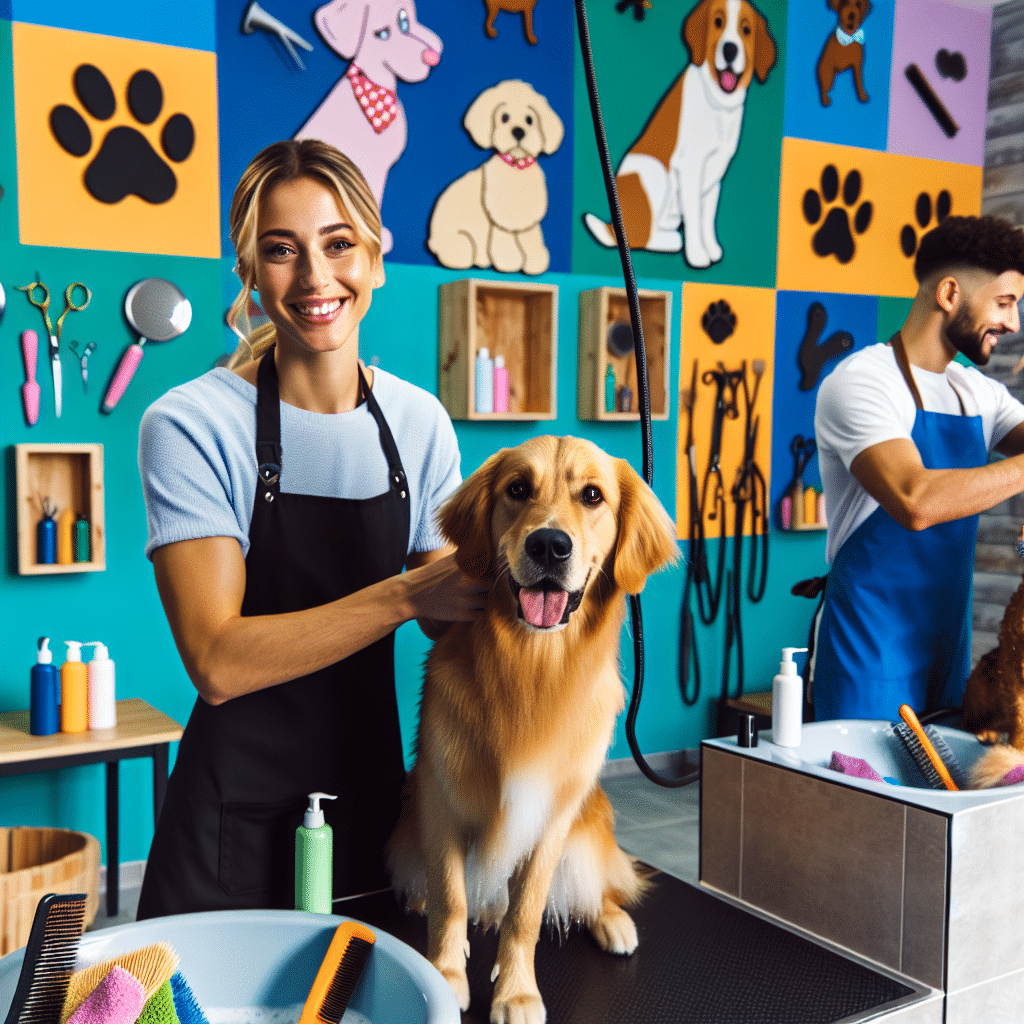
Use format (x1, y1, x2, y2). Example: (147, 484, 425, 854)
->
(340, 869, 927, 1023)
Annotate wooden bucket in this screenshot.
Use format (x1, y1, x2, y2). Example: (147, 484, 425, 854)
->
(0, 827, 100, 955)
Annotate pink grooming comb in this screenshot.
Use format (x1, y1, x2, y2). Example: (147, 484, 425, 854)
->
(21, 330, 41, 426)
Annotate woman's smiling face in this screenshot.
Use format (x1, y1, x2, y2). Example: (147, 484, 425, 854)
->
(253, 175, 384, 359)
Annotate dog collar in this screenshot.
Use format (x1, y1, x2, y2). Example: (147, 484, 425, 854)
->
(500, 153, 536, 170)
(347, 64, 397, 133)
(835, 26, 865, 45)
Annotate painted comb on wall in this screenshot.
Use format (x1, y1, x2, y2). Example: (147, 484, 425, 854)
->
(12, 23, 219, 257)
(293, 0, 444, 255)
(427, 79, 564, 275)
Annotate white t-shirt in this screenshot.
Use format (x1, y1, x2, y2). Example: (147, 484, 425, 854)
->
(815, 343, 1024, 564)
(139, 366, 462, 560)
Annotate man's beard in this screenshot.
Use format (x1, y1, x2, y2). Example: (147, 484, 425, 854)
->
(943, 302, 998, 366)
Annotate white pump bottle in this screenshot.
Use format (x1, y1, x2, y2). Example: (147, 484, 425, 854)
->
(84, 641, 116, 729)
(771, 647, 808, 747)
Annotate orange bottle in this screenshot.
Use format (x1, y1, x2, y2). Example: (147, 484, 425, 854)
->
(60, 641, 88, 733)
(804, 485, 817, 525)
(57, 509, 75, 564)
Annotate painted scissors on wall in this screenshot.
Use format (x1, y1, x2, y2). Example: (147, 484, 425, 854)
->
(16, 279, 92, 418)
(69, 341, 97, 393)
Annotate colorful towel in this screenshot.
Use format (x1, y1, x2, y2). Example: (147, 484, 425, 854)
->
(830, 751, 884, 782)
(137, 980, 180, 1024)
(998, 764, 1024, 787)
(66, 966, 146, 1024)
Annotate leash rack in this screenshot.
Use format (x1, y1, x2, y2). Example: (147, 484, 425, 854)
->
(576, 1, 769, 785)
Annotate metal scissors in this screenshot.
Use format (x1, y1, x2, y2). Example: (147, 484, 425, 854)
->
(790, 434, 817, 489)
(69, 341, 97, 393)
(16, 279, 92, 418)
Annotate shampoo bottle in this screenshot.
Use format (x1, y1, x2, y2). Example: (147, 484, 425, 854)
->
(604, 364, 616, 413)
(30, 637, 59, 737)
(296, 792, 337, 913)
(475, 347, 494, 413)
(492, 354, 509, 413)
(56, 509, 75, 565)
(84, 642, 116, 729)
(60, 641, 88, 734)
(771, 646, 808, 747)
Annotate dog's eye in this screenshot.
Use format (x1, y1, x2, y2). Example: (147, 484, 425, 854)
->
(742, 23, 751, 35)
(501, 113, 510, 123)
(714, 15, 723, 28)
(398, 9, 410, 33)
(507, 479, 529, 501)
(375, 26, 391, 40)
(525, 115, 533, 125)
(582, 485, 603, 507)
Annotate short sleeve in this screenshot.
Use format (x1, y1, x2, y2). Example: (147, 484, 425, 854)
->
(411, 407, 462, 553)
(138, 395, 250, 560)
(987, 377, 1024, 450)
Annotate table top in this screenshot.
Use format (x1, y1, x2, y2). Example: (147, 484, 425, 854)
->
(0, 698, 183, 765)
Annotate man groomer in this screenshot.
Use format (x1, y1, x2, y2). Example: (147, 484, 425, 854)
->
(814, 215, 1024, 721)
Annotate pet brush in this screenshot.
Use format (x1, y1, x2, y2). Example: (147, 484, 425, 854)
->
(896, 704, 959, 791)
(61, 944, 179, 1024)
(3, 893, 86, 1024)
(297, 922, 376, 1024)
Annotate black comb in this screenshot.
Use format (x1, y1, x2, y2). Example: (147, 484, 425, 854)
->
(4, 894, 86, 1024)
(297, 922, 375, 1024)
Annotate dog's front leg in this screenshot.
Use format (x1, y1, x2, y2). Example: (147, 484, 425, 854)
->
(517, 223, 550, 275)
(422, 789, 472, 1010)
(489, 813, 574, 1024)
(700, 179, 723, 264)
(679, 167, 711, 268)
(488, 225, 527, 273)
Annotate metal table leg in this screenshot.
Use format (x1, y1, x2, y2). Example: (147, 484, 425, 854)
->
(105, 760, 120, 917)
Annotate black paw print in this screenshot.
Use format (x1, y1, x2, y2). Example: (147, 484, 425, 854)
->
(50, 64, 195, 205)
(899, 190, 952, 258)
(701, 300, 736, 344)
(802, 165, 873, 265)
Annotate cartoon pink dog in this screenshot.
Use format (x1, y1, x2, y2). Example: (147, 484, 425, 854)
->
(295, 0, 442, 253)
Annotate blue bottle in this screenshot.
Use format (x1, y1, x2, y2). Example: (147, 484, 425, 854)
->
(37, 511, 56, 564)
(30, 637, 59, 736)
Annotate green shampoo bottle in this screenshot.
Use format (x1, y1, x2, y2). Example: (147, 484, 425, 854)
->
(295, 791, 337, 913)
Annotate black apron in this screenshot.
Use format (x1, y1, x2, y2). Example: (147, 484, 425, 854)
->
(137, 350, 409, 918)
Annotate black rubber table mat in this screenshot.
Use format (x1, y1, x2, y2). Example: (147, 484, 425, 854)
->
(341, 870, 917, 1023)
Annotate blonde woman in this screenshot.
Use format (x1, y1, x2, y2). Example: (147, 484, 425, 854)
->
(136, 139, 484, 918)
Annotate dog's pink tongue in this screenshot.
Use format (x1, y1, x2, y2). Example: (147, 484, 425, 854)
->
(520, 588, 569, 628)
(721, 70, 737, 92)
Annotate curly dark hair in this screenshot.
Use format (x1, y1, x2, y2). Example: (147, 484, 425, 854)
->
(915, 215, 1024, 282)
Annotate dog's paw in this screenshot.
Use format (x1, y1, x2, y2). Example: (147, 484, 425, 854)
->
(802, 164, 872, 265)
(589, 905, 638, 955)
(684, 239, 712, 269)
(441, 966, 471, 1011)
(490, 992, 546, 1024)
(701, 300, 736, 344)
(899, 190, 952, 258)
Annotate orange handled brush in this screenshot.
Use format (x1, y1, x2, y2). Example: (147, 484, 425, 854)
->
(899, 704, 958, 791)
(297, 922, 376, 1024)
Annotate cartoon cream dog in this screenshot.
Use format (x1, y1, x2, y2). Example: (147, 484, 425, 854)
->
(294, 0, 442, 254)
(427, 79, 564, 276)
(583, 0, 776, 269)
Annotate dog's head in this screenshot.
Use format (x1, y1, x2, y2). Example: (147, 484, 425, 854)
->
(828, 0, 872, 34)
(314, 0, 442, 81)
(439, 436, 678, 633)
(463, 79, 565, 161)
(683, 0, 776, 94)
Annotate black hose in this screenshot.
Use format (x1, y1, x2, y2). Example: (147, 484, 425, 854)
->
(575, 0, 698, 787)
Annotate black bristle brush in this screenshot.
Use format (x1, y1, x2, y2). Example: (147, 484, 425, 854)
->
(4, 894, 86, 1024)
(297, 922, 375, 1024)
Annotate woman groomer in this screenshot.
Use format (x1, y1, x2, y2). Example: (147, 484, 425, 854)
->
(136, 140, 484, 919)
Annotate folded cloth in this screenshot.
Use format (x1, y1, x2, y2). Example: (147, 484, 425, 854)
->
(137, 980, 180, 1024)
(999, 764, 1024, 787)
(830, 751, 884, 782)
(66, 967, 146, 1024)
(169, 973, 208, 1024)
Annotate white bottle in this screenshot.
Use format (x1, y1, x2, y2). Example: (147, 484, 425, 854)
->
(83, 641, 116, 730)
(475, 347, 494, 413)
(771, 646, 808, 747)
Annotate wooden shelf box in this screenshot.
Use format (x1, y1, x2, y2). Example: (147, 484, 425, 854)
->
(578, 287, 671, 421)
(15, 443, 105, 574)
(438, 279, 557, 420)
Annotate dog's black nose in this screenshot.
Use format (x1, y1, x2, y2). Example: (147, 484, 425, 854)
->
(525, 529, 572, 567)
(723, 41, 738, 64)
(511, 125, 525, 141)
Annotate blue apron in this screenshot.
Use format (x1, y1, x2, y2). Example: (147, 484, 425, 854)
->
(814, 334, 987, 721)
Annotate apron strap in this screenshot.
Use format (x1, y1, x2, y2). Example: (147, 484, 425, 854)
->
(255, 350, 283, 499)
(889, 331, 968, 416)
(358, 364, 409, 502)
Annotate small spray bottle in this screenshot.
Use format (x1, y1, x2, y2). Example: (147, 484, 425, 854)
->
(772, 647, 808, 747)
(30, 637, 59, 736)
(296, 792, 337, 913)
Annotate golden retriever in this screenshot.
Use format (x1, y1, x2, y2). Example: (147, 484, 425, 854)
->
(387, 436, 678, 1024)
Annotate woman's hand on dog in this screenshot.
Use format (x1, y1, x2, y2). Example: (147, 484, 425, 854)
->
(404, 548, 489, 639)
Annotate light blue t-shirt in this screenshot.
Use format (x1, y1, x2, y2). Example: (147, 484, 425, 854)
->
(138, 366, 462, 560)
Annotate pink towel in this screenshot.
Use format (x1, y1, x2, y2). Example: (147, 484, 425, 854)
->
(998, 764, 1024, 787)
(830, 751, 884, 782)
(68, 966, 147, 1024)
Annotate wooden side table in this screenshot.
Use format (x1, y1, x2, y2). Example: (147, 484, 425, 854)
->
(0, 698, 183, 917)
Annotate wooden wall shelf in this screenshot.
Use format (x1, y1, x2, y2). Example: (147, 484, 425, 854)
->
(578, 287, 671, 421)
(438, 279, 557, 420)
(15, 444, 105, 574)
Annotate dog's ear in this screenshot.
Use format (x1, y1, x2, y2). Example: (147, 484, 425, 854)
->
(682, 0, 709, 68)
(613, 459, 679, 595)
(463, 83, 503, 150)
(437, 451, 505, 579)
(863, 0, 874, 18)
(528, 94, 565, 155)
(314, 1, 369, 61)
(752, 7, 777, 84)
(826, 0, 841, 13)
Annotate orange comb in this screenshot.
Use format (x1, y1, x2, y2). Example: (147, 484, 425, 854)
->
(297, 921, 376, 1024)
(899, 704, 958, 791)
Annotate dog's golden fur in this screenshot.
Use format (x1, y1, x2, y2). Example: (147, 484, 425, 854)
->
(968, 743, 1024, 789)
(387, 436, 678, 1024)
(963, 571, 1024, 749)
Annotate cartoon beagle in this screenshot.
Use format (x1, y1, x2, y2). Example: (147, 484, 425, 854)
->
(583, 0, 776, 269)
